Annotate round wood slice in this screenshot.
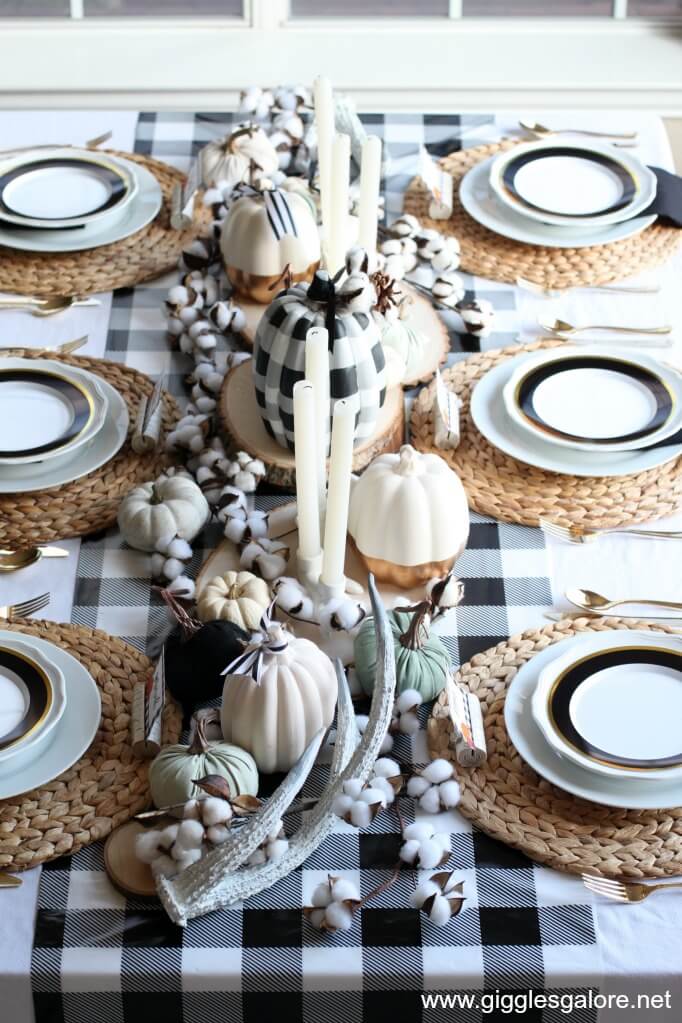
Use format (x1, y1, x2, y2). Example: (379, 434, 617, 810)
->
(219, 359, 405, 488)
(235, 283, 449, 389)
(104, 820, 157, 898)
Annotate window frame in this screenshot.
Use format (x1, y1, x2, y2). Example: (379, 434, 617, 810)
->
(0, 1, 680, 112)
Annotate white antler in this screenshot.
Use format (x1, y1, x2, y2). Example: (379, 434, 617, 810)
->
(158, 574, 395, 925)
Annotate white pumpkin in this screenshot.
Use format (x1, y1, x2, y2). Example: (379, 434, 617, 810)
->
(197, 571, 270, 630)
(221, 622, 337, 773)
(380, 317, 428, 383)
(220, 189, 321, 303)
(347, 444, 469, 587)
(200, 124, 279, 188)
(118, 474, 209, 553)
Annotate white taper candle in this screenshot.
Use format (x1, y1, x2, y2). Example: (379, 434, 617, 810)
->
(305, 326, 330, 529)
(313, 75, 334, 261)
(321, 397, 355, 592)
(328, 132, 351, 277)
(357, 135, 382, 256)
(293, 380, 322, 563)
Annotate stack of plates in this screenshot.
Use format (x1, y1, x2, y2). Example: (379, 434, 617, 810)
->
(460, 139, 657, 248)
(505, 629, 682, 809)
(470, 345, 682, 477)
(0, 147, 162, 252)
(0, 357, 129, 493)
(0, 631, 100, 800)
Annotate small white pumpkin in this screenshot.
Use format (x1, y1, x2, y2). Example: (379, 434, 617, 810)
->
(221, 621, 337, 773)
(149, 712, 259, 808)
(220, 189, 320, 303)
(118, 474, 209, 553)
(197, 571, 270, 630)
(347, 444, 469, 587)
(380, 306, 429, 383)
(200, 124, 279, 189)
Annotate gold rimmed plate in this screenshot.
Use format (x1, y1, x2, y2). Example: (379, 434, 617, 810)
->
(531, 632, 682, 782)
(501, 346, 682, 454)
(0, 642, 53, 753)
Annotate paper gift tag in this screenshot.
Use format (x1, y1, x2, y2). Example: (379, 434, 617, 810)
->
(417, 145, 454, 220)
(433, 368, 461, 449)
(171, 155, 200, 229)
(131, 647, 166, 758)
(446, 674, 487, 767)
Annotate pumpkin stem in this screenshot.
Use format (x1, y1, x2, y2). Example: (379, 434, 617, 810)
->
(149, 484, 163, 505)
(397, 604, 431, 651)
(188, 709, 217, 755)
(154, 586, 201, 640)
(227, 124, 257, 152)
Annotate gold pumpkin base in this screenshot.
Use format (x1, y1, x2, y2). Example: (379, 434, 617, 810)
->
(226, 260, 320, 305)
(348, 535, 462, 589)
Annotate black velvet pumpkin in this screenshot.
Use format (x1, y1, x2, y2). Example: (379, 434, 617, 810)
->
(164, 619, 249, 722)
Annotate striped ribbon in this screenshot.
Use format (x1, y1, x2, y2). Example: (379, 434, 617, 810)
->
(221, 606, 289, 683)
(263, 188, 298, 240)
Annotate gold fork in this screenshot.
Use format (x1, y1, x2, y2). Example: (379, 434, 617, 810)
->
(0, 592, 50, 621)
(0, 336, 88, 356)
(539, 518, 682, 545)
(582, 874, 682, 903)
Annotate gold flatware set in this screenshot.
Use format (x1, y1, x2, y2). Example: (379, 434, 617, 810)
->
(0, 296, 99, 317)
(582, 874, 682, 904)
(517, 276, 659, 298)
(0, 592, 50, 622)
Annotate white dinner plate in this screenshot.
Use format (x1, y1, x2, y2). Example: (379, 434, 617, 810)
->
(460, 158, 657, 249)
(532, 632, 682, 781)
(504, 631, 682, 809)
(489, 140, 657, 228)
(470, 352, 682, 477)
(0, 157, 161, 253)
(0, 373, 128, 493)
(502, 347, 682, 453)
(0, 148, 136, 229)
(0, 630, 100, 800)
(0, 358, 108, 466)
(0, 632, 66, 763)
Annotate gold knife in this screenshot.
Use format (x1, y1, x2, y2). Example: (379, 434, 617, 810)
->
(0, 872, 22, 888)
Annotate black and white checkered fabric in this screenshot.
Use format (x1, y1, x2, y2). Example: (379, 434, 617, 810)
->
(32, 111, 602, 1022)
(253, 282, 386, 451)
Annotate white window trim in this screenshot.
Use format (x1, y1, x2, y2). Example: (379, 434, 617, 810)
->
(0, 13, 680, 112)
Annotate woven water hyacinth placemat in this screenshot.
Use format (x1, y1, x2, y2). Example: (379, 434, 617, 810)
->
(0, 620, 182, 871)
(403, 139, 681, 289)
(0, 352, 179, 546)
(428, 616, 682, 880)
(409, 338, 682, 528)
(0, 151, 211, 298)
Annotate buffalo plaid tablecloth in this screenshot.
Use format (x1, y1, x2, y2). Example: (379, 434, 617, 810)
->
(31, 112, 602, 1023)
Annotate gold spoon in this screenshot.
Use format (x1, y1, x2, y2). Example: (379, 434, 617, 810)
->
(0, 296, 99, 317)
(539, 316, 672, 337)
(519, 119, 638, 141)
(0, 872, 21, 888)
(0, 547, 69, 572)
(566, 587, 682, 614)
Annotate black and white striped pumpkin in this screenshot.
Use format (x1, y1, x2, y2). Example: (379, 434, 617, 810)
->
(253, 270, 386, 452)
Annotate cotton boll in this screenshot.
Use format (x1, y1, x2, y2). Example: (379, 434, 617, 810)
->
(166, 575, 196, 600)
(434, 831, 451, 854)
(410, 879, 440, 909)
(343, 779, 364, 800)
(371, 776, 396, 806)
(396, 689, 423, 714)
(175, 819, 205, 851)
(151, 852, 179, 879)
(398, 711, 421, 736)
(272, 577, 315, 620)
(422, 759, 454, 785)
(349, 802, 372, 829)
(267, 838, 289, 862)
(206, 825, 230, 845)
(201, 796, 233, 826)
(330, 878, 359, 903)
(324, 901, 353, 932)
(439, 779, 461, 808)
(135, 830, 162, 864)
(158, 824, 179, 848)
(311, 882, 333, 908)
(418, 787, 442, 815)
(358, 786, 386, 808)
(150, 552, 166, 579)
(162, 558, 185, 581)
(428, 894, 453, 927)
(389, 213, 420, 238)
(166, 537, 193, 561)
(399, 839, 420, 865)
(403, 821, 435, 843)
(183, 799, 201, 820)
(407, 775, 430, 799)
(332, 793, 354, 818)
(373, 757, 400, 779)
(307, 907, 327, 930)
(175, 847, 203, 871)
(417, 838, 446, 870)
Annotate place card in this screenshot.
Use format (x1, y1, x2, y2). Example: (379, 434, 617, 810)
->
(417, 145, 453, 220)
(446, 674, 487, 767)
(171, 155, 201, 230)
(433, 368, 461, 449)
(131, 648, 165, 758)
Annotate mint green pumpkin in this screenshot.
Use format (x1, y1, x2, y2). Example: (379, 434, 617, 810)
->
(354, 609, 450, 700)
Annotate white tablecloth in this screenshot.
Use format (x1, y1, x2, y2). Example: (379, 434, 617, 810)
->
(0, 109, 680, 1023)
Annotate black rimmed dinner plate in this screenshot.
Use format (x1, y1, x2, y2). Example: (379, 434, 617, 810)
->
(0, 367, 93, 459)
(0, 645, 52, 751)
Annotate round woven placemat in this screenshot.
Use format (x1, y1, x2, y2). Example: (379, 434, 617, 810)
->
(409, 339, 682, 528)
(0, 351, 179, 545)
(0, 151, 211, 298)
(428, 616, 682, 879)
(0, 620, 182, 871)
(403, 139, 681, 288)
